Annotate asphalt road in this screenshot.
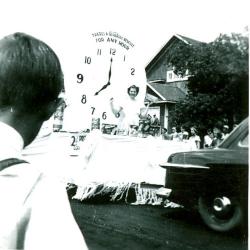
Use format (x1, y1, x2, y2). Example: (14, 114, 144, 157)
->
(70, 199, 248, 250)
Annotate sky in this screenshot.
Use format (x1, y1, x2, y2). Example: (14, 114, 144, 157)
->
(0, 0, 248, 130)
(0, 0, 248, 65)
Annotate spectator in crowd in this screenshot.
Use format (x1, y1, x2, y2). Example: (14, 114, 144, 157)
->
(150, 114, 160, 126)
(222, 124, 230, 140)
(203, 128, 214, 148)
(170, 127, 179, 141)
(211, 123, 223, 148)
(137, 113, 152, 136)
(182, 131, 189, 142)
(178, 126, 189, 141)
(129, 125, 139, 136)
(233, 123, 238, 130)
(189, 126, 201, 149)
(0, 33, 87, 250)
(162, 128, 170, 140)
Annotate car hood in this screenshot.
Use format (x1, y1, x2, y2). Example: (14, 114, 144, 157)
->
(168, 148, 248, 166)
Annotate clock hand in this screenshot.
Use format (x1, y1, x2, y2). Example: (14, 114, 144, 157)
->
(107, 57, 112, 82)
(94, 58, 113, 96)
(94, 82, 111, 96)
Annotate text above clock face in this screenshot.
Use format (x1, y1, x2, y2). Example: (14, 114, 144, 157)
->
(63, 31, 147, 132)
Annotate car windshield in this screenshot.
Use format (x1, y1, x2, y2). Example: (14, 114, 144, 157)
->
(218, 117, 248, 149)
(240, 134, 248, 146)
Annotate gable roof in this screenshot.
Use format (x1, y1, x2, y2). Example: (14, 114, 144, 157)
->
(147, 82, 186, 103)
(175, 34, 203, 46)
(146, 34, 203, 72)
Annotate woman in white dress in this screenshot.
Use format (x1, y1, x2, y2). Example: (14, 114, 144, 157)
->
(110, 85, 146, 135)
(188, 126, 201, 150)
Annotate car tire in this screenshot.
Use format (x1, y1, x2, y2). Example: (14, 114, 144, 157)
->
(198, 195, 243, 232)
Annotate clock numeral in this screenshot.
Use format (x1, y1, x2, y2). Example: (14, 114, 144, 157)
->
(84, 56, 92, 64)
(97, 49, 102, 55)
(77, 73, 84, 83)
(71, 136, 80, 150)
(123, 55, 126, 62)
(91, 107, 95, 115)
(81, 94, 87, 104)
(131, 68, 135, 75)
(110, 48, 116, 55)
(71, 136, 77, 146)
(102, 112, 107, 120)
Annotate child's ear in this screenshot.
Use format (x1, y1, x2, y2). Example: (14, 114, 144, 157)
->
(43, 98, 63, 121)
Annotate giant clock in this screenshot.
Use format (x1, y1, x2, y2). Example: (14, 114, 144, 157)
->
(63, 31, 147, 133)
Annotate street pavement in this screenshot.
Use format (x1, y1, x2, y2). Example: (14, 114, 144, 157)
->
(70, 199, 248, 250)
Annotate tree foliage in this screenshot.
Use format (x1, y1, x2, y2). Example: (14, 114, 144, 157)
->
(169, 33, 249, 135)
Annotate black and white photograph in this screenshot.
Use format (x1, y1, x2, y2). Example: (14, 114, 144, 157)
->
(0, 0, 248, 249)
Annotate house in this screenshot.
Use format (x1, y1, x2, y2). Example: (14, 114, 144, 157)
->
(145, 34, 202, 132)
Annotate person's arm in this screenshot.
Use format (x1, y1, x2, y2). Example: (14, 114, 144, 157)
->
(139, 102, 152, 119)
(196, 136, 201, 149)
(110, 98, 123, 117)
(25, 175, 88, 250)
(203, 135, 208, 148)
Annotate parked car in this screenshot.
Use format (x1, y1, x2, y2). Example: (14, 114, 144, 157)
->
(157, 117, 248, 232)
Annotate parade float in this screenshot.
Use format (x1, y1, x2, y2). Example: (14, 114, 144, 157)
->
(22, 31, 193, 205)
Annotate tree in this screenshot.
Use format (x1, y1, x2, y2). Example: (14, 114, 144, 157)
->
(169, 33, 248, 136)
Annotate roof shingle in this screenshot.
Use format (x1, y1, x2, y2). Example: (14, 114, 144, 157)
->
(148, 82, 186, 103)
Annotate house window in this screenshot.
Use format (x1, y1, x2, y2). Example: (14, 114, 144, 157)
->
(166, 70, 189, 83)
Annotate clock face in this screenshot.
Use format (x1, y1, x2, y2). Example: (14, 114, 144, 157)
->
(63, 31, 146, 132)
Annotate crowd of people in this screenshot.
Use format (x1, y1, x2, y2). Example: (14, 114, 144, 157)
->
(108, 85, 233, 148)
(108, 93, 233, 148)
(162, 123, 232, 149)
